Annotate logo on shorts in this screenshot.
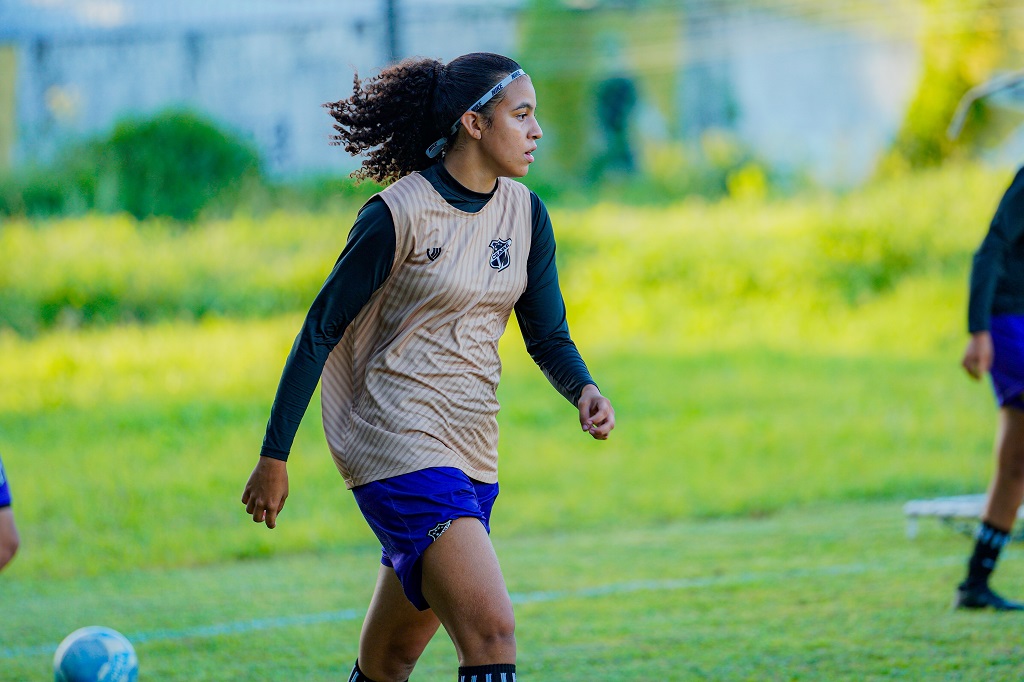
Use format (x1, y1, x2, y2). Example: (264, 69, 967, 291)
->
(427, 247, 442, 262)
(427, 520, 452, 541)
(488, 238, 511, 272)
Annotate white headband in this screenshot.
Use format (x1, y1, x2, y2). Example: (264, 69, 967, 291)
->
(425, 69, 527, 158)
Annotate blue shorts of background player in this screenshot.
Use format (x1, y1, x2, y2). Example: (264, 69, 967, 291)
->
(352, 467, 500, 610)
(0, 453, 18, 572)
(990, 314, 1024, 411)
(0, 455, 11, 508)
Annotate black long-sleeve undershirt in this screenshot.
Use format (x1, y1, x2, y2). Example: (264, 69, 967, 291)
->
(260, 163, 595, 461)
(968, 165, 1024, 333)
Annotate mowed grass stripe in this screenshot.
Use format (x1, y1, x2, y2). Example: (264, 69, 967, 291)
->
(0, 328, 998, 579)
(4, 501, 1021, 680)
(0, 555, 969, 660)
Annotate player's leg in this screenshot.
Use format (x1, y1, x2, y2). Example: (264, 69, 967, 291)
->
(350, 468, 511, 678)
(984, 405, 1024, 528)
(957, 404, 1024, 610)
(353, 565, 441, 682)
(0, 456, 16, 572)
(0, 507, 18, 571)
(420, 516, 517, 676)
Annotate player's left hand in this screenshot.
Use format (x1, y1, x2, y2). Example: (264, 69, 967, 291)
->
(578, 384, 615, 440)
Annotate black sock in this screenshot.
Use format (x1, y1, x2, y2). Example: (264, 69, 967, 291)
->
(458, 663, 516, 682)
(963, 520, 1012, 588)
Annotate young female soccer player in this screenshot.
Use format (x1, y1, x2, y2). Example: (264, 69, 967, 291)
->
(957, 166, 1024, 611)
(241, 52, 615, 680)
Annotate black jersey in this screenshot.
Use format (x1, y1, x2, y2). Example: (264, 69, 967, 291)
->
(969, 166, 1024, 333)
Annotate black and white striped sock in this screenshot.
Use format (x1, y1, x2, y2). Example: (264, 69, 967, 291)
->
(458, 663, 516, 682)
(964, 520, 1012, 587)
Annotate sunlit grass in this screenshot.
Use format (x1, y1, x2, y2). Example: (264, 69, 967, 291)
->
(0, 314, 998, 578)
(3, 501, 1021, 680)
(0, 161, 1008, 581)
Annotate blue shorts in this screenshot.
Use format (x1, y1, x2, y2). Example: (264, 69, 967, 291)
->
(0, 455, 10, 508)
(991, 314, 1024, 411)
(351, 467, 499, 610)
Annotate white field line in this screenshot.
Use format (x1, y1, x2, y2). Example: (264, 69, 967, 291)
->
(0, 556, 966, 660)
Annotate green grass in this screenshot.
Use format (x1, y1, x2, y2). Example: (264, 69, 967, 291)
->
(0, 314, 999, 578)
(3, 501, 1023, 680)
(1, 162, 1019, 678)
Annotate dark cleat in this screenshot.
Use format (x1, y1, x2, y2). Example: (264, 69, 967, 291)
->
(955, 583, 1024, 611)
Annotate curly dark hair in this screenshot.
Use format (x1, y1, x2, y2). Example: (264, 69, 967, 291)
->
(325, 52, 522, 184)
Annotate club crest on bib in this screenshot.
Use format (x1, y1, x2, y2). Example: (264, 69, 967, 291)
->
(488, 238, 512, 272)
(427, 247, 442, 261)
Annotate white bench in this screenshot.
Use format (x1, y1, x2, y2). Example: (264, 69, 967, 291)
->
(903, 494, 1024, 540)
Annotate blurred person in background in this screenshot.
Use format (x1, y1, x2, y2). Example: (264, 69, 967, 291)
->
(242, 52, 615, 681)
(0, 453, 20, 571)
(958, 166, 1024, 611)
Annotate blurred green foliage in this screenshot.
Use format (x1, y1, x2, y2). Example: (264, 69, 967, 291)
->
(0, 162, 1006, 347)
(886, 0, 1024, 170)
(0, 109, 262, 221)
(519, 0, 596, 182)
(552, 162, 1001, 358)
(518, 1, 796, 202)
(0, 109, 385, 222)
(99, 110, 261, 221)
(0, 212, 346, 335)
(4, 2, 1018, 218)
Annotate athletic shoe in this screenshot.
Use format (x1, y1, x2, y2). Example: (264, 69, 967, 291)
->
(955, 583, 1024, 611)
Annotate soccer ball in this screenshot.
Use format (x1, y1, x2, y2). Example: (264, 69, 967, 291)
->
(53, 626, 138, 682)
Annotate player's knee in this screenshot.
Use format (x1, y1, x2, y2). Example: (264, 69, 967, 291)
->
(376, 657, 417, 682)
(468, 610, 516, 656)
(362, 651, 416, 682)
(373, 632, 432, 678)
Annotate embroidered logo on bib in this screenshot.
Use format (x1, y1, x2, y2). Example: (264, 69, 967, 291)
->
(488, 238, 512, 272)
(427, 247, 442, 261)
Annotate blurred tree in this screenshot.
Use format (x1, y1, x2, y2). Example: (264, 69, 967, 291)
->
(93, 110, 262, 221)
(889, 0, 1023, 168)
(0, 109, 261, 221)
(594, 75, 639, 176)
(520, 0, 683, 188)
(519, 0, 598, 181)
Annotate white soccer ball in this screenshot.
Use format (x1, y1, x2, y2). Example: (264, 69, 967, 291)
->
(53, 626, 139, 682)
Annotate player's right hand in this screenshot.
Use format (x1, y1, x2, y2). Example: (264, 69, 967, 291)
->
(962, 331, 994, 381)
(242, 456, 289, 529)
(578, 384, 615, 440)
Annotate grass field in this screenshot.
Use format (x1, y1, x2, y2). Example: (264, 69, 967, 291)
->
(1, 319, 1016, 680)
(0, 315, 998, 577)
(2, 163, 1023, 679)
(3, 501, 1023, 680)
